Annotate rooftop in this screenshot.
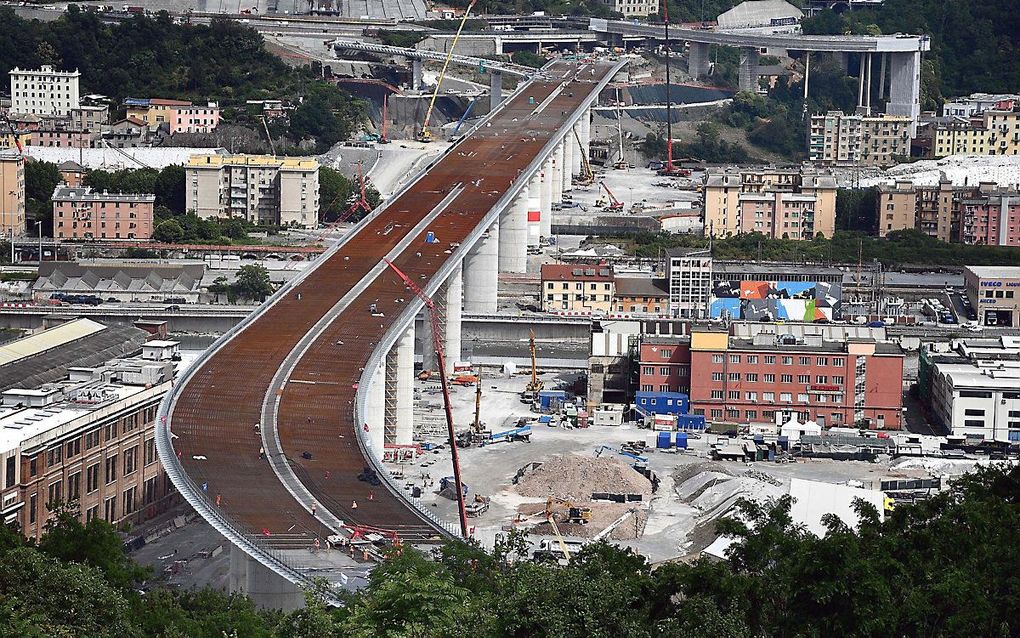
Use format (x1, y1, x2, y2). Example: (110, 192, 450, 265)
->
(186, 153, 319, 170)
(964, 265, 1020, 279)
(614, 277, 668, 297)
(52, 185, 156, 203)
(0, 319, 105, 368)
(34, 261, 205, 295)
(541, 263, 613, 282)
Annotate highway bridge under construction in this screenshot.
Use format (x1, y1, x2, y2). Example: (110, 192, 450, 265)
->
(156, 57, 625, 607)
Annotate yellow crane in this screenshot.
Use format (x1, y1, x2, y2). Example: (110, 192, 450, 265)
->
(417, 0, 477, 143)
(572, 125, 594, 186)
(521, 329, 544, 403)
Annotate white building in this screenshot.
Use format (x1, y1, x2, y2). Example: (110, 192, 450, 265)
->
(942, 93, 1019, 119)
(598, 0, 658, 17)
(716, 0, 802, 33)
(925, 336, 1020, 442)
(666, 248, 712, 319)
(9, 65, 81, 117)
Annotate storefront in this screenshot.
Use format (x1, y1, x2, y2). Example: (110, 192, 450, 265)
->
(964, 266, 1020, 327)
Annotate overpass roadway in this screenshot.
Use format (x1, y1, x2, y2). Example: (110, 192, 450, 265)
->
(156, 57, 624, 605)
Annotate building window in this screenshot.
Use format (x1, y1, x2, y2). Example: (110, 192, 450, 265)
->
(781, 374, 793, 383)
(4, 456, 13, 489)
(833, 357, 845, 366)
(144, 477, 157, 505)
(85, 430, 100, 449)
(763, 392, 775, 401)
(29, 494, 37, 524)
(764, 356, 776, 364)
(746, 410, 758, 419)
(711, 372, 724, 381)
(104, 424, 117, 441)
(68, 472, 81, 502)
(729, 355, 740, 364)
(711, 354, 724, 364)
(86, 505, 98, 522)
(86, 463, 99, 493)
(123, 487, 137, 516)
(105, 455, 118, 484)
(65, 438, 81, 459)
(833, 375, 845, 385)
(711, 390, 724, 399)
(746, 392, 757, 401)
(104, 496, 117, 522)
(782, 356, 793, 365)
(728, 373, 740, 381)
(797, 393, 809, 402)
(30, 458, 37, 477)
(780, 392, 792, 402)
(124, 446, 137, 476)
(144, 439, 157, 466)
(746, 355, 758, 364)
(746, 373, 758, 382)
(710, 409, 723, 419)
(728, 391, 740, 400)
(660, 349, 672, 358)
(643, 366, 654, 375)
(659, 367, 670, 376)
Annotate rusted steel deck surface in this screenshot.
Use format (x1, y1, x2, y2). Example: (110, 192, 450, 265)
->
(170, 60, 617, 545)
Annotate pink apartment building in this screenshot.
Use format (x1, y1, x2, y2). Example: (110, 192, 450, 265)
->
(52, 186, 155, 240)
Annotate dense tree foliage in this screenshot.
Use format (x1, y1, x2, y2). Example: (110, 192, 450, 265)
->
(318, 166, 381, 224)
(3, 464, 1020, 635)
(642, 122, 754, 163)
(23, 160, 61, 236)
(84, 165, 186, 214)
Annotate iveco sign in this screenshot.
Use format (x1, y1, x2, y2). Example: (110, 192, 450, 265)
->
(980, 280, 1020, 287)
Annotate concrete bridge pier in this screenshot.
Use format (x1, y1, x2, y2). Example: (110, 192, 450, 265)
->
(539, 159, 553, 240)
(689, 42, 711, 79)
(550, 142, 564, 223)
(570, 124, 582, 177)
(463, 222, 499, 314)
(366, 361, 386, 453)
(527, 192, 542, 251)
(887, 50, 921, 135)
(489, 70, 503, 110)
(562, 136, 574, 191)
(229, 546, 304, 611)
(412, 59, 423, 91)
(393, 326, 415, 446)
(579, 110, 591, 173)
(499, 187, 529, 273)
(443, 263, 463, 363)
(738, 47, 760, 93)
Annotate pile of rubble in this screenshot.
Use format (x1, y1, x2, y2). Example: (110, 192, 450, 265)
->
(515, 454, 653, 502)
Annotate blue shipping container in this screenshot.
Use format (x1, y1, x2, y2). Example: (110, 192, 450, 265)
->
(675, 432, 688, 449)
(656, 432, 672, 449)
(678, 414, 706, 431)
(635, 391, 689, 416)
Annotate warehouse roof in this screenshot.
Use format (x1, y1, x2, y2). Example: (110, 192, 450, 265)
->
(614, 277, 668, 297)
(34, 262, 205, 295)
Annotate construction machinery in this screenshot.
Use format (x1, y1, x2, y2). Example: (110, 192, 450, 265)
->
(612, 87, 628, 170)
(472, 371, 483, 433)
(258, 114, 276, 156)
(520, 329, 544, 403)
(1, 114, 24, 154)
(378, 96, 391, 144)
(595, 181, 624, 212)
(572, 125, 595, 186)
(418, 0, 477, 143)
(545, 497, 593, 525)
(384, 258, 470, 538)
(309, 160, 374, 243)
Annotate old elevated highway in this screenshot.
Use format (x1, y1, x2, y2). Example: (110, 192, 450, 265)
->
(155, 57, 625, 608)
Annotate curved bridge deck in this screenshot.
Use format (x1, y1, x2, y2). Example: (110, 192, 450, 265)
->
(166, 59, 620, 549)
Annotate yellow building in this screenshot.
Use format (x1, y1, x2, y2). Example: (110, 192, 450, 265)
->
(541, 263, 615, 314)
(0, 149, 26, 237)
(703, 167, 837, 240)
(0, 130, 31, 152)
(933, 109, 1020, 158)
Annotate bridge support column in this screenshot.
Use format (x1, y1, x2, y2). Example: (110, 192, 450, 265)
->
(540, 159, 552, 240)
(551, 142, 564, 211)
(489, 71, 503, 111)
(367, 361, 385, 454)
(562, 136, 574, 190)
(527, 190, 542, 252)
(412, 59, 423, 91)
(887, 51, 921, 135)
(878, 52, 888, 100)
(579, 109, 591, 172)
(570, 124, 582, 177)
(443, 263, 463, 363)
(463, 221, 499, 314)
(394, 326, 414, 446)
(499, 187, 528, 273)
(229, 545, 304, 611)
(689, 42, 710, 79)
(738, 47, 759, 93)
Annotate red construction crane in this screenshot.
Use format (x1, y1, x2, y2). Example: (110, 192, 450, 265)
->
(311, 161, 374, 244)
(1, 114, 24, 154)
(383, 258, 470, 539)
(597, 181, 625, 212)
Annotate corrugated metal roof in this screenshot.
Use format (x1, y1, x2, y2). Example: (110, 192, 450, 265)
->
(0, 319, 106, 367)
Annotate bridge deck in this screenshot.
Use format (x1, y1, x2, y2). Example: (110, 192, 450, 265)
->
(168, 59, 618, 546)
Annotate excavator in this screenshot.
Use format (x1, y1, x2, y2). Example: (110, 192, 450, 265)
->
(520, 329, 544, 403)
(417, 0, 477, 143)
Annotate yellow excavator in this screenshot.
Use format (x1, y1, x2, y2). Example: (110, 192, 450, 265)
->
(417, 0, 477, 143)
(520, 329, 544, 403)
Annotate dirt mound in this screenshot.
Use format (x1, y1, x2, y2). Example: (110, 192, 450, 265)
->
(515, 454, 652, 502)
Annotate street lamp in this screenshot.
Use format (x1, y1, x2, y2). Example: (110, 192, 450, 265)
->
(35, 220, 42, 265)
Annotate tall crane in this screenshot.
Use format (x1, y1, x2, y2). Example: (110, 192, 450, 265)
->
(521, 329, 544, 403)
(383, 258, 470, 539)
(572, 125, 594, 186)
(418, 0, 477, 143)
(596, 181, 624, 212)
(310, 161, 373, 243)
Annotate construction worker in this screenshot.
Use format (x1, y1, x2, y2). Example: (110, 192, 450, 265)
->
(351, 500, 359, 510)
(311, 504, 316, 517)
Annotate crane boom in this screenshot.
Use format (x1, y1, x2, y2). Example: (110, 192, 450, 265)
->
(383, 258, 470, 538)
(599, 181, 624, 211)
(571, 125, 594, 185)
(418, 0, 477, 142)
(1, 114, 23, 154)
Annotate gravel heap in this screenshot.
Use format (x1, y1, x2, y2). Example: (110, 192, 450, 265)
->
(515, 454, 652, 502)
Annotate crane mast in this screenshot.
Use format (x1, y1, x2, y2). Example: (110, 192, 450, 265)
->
(418, 0, 477, 142)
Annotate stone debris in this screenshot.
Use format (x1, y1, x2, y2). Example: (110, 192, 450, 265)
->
(514, 454, 653, 503)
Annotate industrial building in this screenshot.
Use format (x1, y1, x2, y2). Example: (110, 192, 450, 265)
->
(666, 248, 712, 319)
(51, 186, 155, 241)
(0, 330, 178, 537)
(638, 335, 692, 394)
(8, 65, 81, 117)
(809, 111, 913, 168)
(964, 265, 1020, 327)
(185, 154, 320, 227)
(687, 329, 905, 429)
(33, 261, 206, 303)
(702, 167, 837, 240)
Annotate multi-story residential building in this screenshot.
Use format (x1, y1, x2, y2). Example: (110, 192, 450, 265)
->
(185, 154, 320, 227)
(809, 111, 912, 168)
(942, 93, 1019, 119)
(101, 117, 155, 148)
(57, 160, 86, 188)
(703, 167, 836, 240)
(613, 277, 668, 314)
(666, 248, 712, 319)
(29, 127, 97, 149)
(540, 263, 614, 313)
(9, 65, 81, 117)
(52, 186, 155, 241)
(0, 337, 178, 538)
(688, 329, 904, 429)
(597, 0, 658, 17)
(932, 109, 1020, 158)
(959, 187, 1020, 246)
(964, 266, 1020, 328)
(920, 336, 1020, 442)
(125, 98, 220, 135)
(70, 103, 110, 132)
(874, 179, 1016, 242)
(637, 336, 692, 394)
(0, 149, 26, 237)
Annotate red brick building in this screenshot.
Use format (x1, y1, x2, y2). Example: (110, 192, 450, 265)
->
(638, 336, 692, 394)
(687, 331, 905, 429)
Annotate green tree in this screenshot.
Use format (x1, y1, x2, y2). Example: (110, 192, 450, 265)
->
(153, 219, 185, 243)
(24, 160, 61, 236)
(233, 264, 273, 301)
(37, 506, 150, 590)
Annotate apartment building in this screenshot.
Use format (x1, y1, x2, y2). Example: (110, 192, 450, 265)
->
(703, 167, 837, 240)
(125, 98, 220, 135)
(874, 179, 1018, 242)
(666, 248, 712, 319)
(613, 277, 668, 315)
(9, 65, 81, 117)
(688, 330, 905, 429)
(942, 93, 1019, 119)
(932, 109, 1020, 158)
(0, 340, 178, 538)
(540, 263, 614, 313)
(0, 149, 26, 237)
(920, 336, 1020, 441)
(637, 336, 692, 395)
(52, 186, 155, 241)
(598, 0, 658, 17)
(70, 103, 110, 132)
(185, 154, 320, 227)
(809, 111, 912, 168)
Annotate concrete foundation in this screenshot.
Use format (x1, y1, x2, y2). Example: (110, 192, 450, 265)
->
(394, 326, 414, 445)
(689, 42, 710, 79)
(462, 222, 499, 314)
(499, 187, 529, 272)
(738, 47, 760, 93)
(489, 70, 503, 110)
(229, 545, 304, 611)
